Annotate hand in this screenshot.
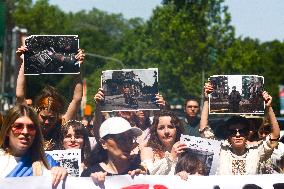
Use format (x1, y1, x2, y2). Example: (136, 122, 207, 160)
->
(171, 142, 188, 160)
(262, 91, 272, 107)
(204, 82, 213, 99)
(155, 93, 166, 107)
(16, 45, 28, 59)
(51, 166, 68, 188)
(176, 171, 189, 181)
(94, 88, 104, 104)
(75, 49, 85, 64)
(128, 168, 147, 178)
(90, 171, 107, 188)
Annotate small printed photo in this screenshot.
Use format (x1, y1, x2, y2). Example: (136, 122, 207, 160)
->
(24, 35, 80, 75)
(100, 68, 159, 112)
(209, 75, 265, 114)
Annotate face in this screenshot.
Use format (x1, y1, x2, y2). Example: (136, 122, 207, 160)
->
(156, 116, 176, 149)
(38, 110, 58, 134)
(185, 100, 199, 117)
(63, 126, 84, 149)
(101, 131, 137, 160)
(135, 111, 145, 123)
(8, 116, 36, 156)
(227, 124, 248, 151)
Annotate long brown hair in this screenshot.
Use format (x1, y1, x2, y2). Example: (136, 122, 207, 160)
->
(147, 110, 184, 157)
(0, 105, 50, 169)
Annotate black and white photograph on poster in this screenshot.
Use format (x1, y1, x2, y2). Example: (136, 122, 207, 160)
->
(180, 135, 221, 175)
(24, 35, 80, 75)
(46, 149, 82, 177)
(209, 75, 265, 114)
(100, 68, 159, 112)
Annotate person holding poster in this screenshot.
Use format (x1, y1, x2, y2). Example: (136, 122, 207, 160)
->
(61, 120, 91, 169)
(199, 82, 280, 175)
(0, 105, 67, 187)
(141, 110, 187, 175)
(81, 117, 146, 187)
(15, 45, 84, 150)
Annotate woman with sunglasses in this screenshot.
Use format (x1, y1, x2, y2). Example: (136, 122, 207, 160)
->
(15, 46, 84, 150)
(60, 120, 91, 172)
(81, 117, 146, 187)
(140, 110, 187, 175)
(199, 83, 280, 175)
(0, 105, 67, 187)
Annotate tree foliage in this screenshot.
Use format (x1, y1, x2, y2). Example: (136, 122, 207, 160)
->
(10, 0, 284, 115)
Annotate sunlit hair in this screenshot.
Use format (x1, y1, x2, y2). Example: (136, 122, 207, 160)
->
(175, 150, 205, 175)
(147, 110, 184, 157)
(0, 105, 50, 169)
(35, 85, 66, 115)
(60, 120, 91, 165)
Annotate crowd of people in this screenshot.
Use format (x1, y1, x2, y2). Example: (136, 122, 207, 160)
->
(0, 45, 284, 188)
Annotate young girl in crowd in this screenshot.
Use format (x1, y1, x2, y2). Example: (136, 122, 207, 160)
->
(0, 105, 67, 187)
(141, 110, 187, 175)
(200, 82, 280, 175)
(60, 120, 91, 173)
(175, 149, 205, 180)
(15, 46, 85, 150)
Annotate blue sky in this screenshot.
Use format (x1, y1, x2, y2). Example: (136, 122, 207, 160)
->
(49, 0, 284, 42)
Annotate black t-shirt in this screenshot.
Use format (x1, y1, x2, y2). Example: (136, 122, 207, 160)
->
(81, 155, 141, 177)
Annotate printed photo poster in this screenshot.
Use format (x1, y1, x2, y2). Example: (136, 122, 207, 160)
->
(209, 75, 265, 114)
(46, 149, 82, 177)
(279, 85, 284, 115)
(24, 35, 80, 75)
(180, 134, 221, 175)
(100, 68, 159, 112)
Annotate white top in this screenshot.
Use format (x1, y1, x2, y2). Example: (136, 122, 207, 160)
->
(143, 151, 177, 175)
(217, 139, 273, 175)
(0, 149, 50, 178)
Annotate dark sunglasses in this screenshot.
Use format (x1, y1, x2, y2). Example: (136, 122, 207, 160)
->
(106, 134, 137, 144)
(40, 114, 57, 122)
(227, 128, 247, 137)
(11, 123, 36, 136)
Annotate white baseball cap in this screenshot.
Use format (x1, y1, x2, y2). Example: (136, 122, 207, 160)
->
(99, 117, 142, 138)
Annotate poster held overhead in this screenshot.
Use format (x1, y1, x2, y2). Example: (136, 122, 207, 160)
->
(100, 68, 159, 112)
(209, 75, 264, 114)
(24, 35, 79, 75)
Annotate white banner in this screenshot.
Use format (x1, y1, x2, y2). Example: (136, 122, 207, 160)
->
(1, 175, 284, 189)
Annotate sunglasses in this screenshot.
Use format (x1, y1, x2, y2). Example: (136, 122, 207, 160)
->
(11, 123, 36, 136)
(106, 134, 137, 144)
(40, 115, 57, 123)
(227, 128, 247, 137)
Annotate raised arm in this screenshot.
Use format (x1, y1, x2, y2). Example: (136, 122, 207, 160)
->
(15, 46, 28, 105)
(62, 49, 84, 121)
(93, 88, 105, 141)
(199, 82, 215, 139)
(200, 82, 213, 131)
(262, 91, 280, 141)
